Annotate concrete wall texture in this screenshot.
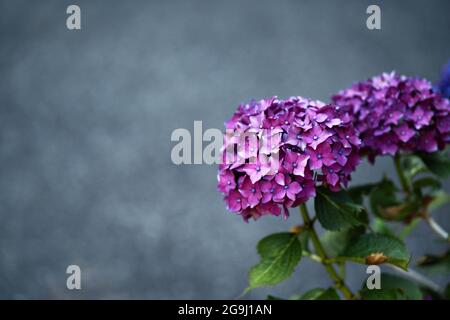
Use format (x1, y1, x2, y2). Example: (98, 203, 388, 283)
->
(0, 0, 449, 298)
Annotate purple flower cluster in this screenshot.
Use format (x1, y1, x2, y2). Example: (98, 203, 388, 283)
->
(217, 97, 361, 221)
(332, 72, 450, 161)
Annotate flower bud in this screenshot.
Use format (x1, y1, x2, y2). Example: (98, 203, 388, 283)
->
(365, 252, 388, 265)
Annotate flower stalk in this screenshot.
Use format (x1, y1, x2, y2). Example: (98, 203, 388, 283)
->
(393, 155, 450, 242)
(393, 155, 410, 194)
(299, 204, 355, 300)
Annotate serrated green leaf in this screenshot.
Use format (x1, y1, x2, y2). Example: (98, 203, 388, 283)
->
(315, 187, 368, 231)
(248, 233, 302, 290)
(297, 288, 340, 300)
(340, 233, 410, 270)
(321, 226, 365, 257)
(380, 273, 423, 300)
(418, 151, 450, 178)
(360, 273, 422, 300)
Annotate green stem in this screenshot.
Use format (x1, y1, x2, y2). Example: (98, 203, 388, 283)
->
(302, 251, 324, 263)
(393, 154, 410, 194)
(299, 204, 355, 300)
(338, 262, 346, 279)
(393, 155, 449, 242)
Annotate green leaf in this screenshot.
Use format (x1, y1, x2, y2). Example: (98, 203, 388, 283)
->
(321, 226, 365, 257)
(401, 155, 428, 182)
(412, 177, 442, 193)
(361, 273, 422, 300)
(418, 151, 450, 178)
(417, 250, 450, 274)
(298, 288, 340, 300)
(248, 233, 302, 290)
(340, 233, 410, 270)
(380, 273, 423, 300)
(315, 187, 368, 231)
(266, 295, 283, 300)
(428, 191, 450, 212)
(369, 177, 401, 219)
(372, 218, 396, 237)
(420, 288, 443, 300)
(360, 288, 400, 300)
(297, 228, 310, 252)
(370, 177, 421, 221)
(347, 183, 378, 204)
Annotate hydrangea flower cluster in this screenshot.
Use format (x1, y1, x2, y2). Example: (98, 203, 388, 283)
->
(217, 96, 361, 221)
(436, 60, 450, 99)
(332, 72, 450, 161)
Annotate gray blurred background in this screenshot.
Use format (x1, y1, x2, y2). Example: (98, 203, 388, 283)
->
(0, 0, 449, 299)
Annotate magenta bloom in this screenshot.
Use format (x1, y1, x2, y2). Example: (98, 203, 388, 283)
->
(217, 96, 361, 221)
(332, 72, 450, 161)
(273, 174, 302, 202)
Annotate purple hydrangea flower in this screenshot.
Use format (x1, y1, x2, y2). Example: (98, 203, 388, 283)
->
(332, 72, 450, 161)
(218, 96, 361, 222)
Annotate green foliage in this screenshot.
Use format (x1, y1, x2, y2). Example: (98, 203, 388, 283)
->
(360, 273, 422, 300)
(360, 288, 401, 300)
(369, 176, 423, 221)
(321, 226, 365, 257)
(417, 250, 450, 274)
(315, 187, 368, 231)
(297, 228, 310, 252)
(412, 177, 442, 193)
(428, 191, 450, 212)
(372, 218, 396, 237)
(347, 183, 378, 204)
(340, 233, 410, 270)
(401, 154, 428, 182)
(297, 288, 340, 300)
(250, 150, 450, 300)
(267, 288, 340, 300)
(418, 151, 450, 178)
(248, 233, 302, 290)
(379, 274, 423, 300)
(369, 177, 402, 220)
(266, 295, 283, 300)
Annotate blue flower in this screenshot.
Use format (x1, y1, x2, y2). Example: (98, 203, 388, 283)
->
(436, 60, 450, 99)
